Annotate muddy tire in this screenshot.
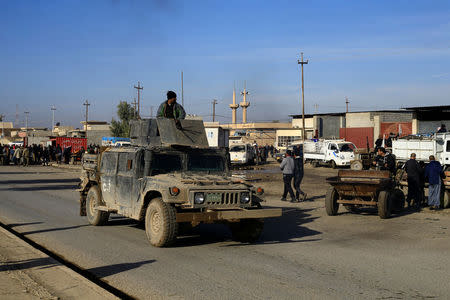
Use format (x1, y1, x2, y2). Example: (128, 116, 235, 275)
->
(145, 197, 178, 247)
(86, 186, 109, 226)
(378, 190, 392, 219)
(391, 189, 405, 213)
(311, 161, 319, 168)
(230, 219, 264, 243)
(325, 187, 339, 216)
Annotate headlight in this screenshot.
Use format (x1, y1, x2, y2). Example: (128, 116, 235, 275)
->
(169, 186, 180, 196)
(194, 192, 205, 204)
(256, 187, 264, 195)
(240, 192, 250, 204)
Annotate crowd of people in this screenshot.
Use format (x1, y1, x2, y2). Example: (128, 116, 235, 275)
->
(0, 143, 101, 166)
(404, 153, 446, 210)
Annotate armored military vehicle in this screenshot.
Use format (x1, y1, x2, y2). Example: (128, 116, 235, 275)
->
(78, 118, 281, 247)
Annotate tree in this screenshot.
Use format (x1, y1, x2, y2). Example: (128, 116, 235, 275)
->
(110, 101, 136, 137)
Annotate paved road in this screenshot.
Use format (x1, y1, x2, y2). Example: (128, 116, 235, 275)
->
(1, 166, 449, 299)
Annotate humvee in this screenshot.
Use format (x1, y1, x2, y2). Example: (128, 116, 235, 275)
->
(78, 118, 281, 247)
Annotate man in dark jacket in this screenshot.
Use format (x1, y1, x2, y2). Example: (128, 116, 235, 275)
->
(425, 155, 445, 209)
(280, 150, 296, 202)
(373, 147, 396, 174)
(404, 153, 422, 209)
(293, 145, 307, 201)
(157, 91, 186, 120)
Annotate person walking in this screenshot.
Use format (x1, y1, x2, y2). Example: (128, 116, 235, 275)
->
(293, 146, 307, 201)
(425, 155, 445, 210)
(404, 153, 422, 210)
(280, 150, 296, 202)
(22, 146, 30, 166)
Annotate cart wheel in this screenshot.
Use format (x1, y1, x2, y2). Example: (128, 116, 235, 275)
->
(311, 161, 319, 168)
(378, 190, 392, 219)
(325, 187, 339, 216)
(391, 189, 405, 213)
(443, 190, 450, 209)
(350, 160, 363, 171)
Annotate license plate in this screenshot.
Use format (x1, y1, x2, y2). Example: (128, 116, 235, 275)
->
(207, 193, 222, 203)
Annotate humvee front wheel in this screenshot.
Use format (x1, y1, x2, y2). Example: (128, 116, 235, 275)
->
(230, 219, 264, 243)
(86, 186, 109, 226)
(145, 198, 178, 247)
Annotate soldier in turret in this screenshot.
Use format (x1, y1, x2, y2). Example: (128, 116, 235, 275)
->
(157, 91, 186, 120)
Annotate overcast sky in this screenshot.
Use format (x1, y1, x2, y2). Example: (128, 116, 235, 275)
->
(1, 0, 449, 128)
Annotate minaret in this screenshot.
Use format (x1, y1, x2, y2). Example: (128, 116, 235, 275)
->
(229, 83, 239, 124)
(240, 81, 250, 123)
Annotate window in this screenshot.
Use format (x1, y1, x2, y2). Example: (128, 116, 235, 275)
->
(447, 141, 450, 152)
(329, 144, 338, 151)
(150, 154, 182, 175)
(230, 145, 246, 152)
(100, 152, 117, 174)
(118, 153, 133, 173)
(339, 143, 356, 152)
(277, 136, 301, 147)
(188, 155, 224, 172)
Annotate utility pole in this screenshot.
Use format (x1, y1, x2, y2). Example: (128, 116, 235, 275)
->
(15, 104, 18, 128)
(150, 106, 154, 118)
(131, 98, 137, 118)
(51, 105, 56, 133)
(134, 81, 143, 119)
(24, 111, 30, 137)
(181, 71, 184, 107)
(345, 97, 349, 113)
(83, 100, 90, 130)
(298, 52, 308, 140)
(0, 114, 4, 139)
(212, 99, 218, 122)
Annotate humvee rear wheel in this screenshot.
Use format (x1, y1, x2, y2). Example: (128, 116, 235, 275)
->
(145, 198, 178, 247)
(230, 219, 264, 243)
(378, 190, 392, 219)
(391, 189, 405, 213)
(86, 186, 110, 226)
(325, 187, 339, 216)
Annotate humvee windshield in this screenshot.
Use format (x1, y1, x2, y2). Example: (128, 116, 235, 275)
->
(230, 145, 246, 152)
(151, 153, 183, 174)
(188, 154, 224, 172)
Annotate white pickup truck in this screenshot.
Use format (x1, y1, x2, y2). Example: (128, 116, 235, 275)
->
(303, 139, 356, 168)
(229, 143, 256, 165)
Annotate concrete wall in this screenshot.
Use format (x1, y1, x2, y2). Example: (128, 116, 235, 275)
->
(86, 129, 112, 146)
(346, 112, 373, 128)
(291, 117, 314, 129)
(372, 111, 413, 122)
(316, 116, 343, 138)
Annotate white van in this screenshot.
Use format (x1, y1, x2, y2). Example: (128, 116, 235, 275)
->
(229, 143, 256, 165)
